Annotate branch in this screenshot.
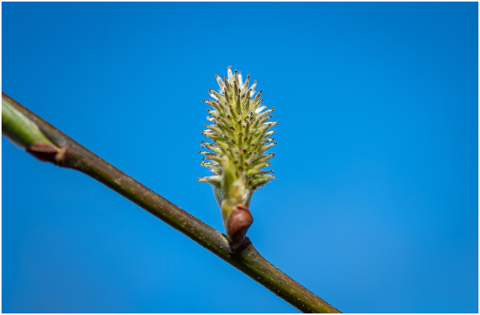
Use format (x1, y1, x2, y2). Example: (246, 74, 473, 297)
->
(2, 92, 340, 313)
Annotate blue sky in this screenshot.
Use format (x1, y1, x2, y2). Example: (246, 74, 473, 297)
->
(2, 2, 477, 313)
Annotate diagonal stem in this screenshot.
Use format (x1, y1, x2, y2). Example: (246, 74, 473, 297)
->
(2, 92, 340, 313)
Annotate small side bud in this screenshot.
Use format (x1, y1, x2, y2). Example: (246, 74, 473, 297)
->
(26, 142, 69, 166)
(26, 142, 58, 163)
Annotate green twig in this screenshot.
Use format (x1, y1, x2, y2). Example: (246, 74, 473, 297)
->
(2, 92, 340, 313)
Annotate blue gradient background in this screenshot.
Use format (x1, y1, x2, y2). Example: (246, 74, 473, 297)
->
(2, 2, 478, 313)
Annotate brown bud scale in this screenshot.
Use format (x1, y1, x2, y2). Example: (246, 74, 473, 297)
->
(227, 204, 253, 246)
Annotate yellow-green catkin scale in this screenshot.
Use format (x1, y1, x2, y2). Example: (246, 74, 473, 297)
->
(199, 67, 277, 233)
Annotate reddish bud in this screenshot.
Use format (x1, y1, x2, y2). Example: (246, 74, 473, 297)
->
(26, 142, 58, 163)
(227, 204, 253, 246)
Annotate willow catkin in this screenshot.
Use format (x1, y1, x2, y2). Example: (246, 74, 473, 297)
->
(199, 67, 277, 248)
